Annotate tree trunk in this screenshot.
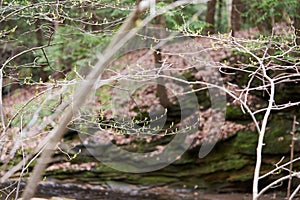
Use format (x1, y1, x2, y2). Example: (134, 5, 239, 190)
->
(257, 19, 273, 34)
(216, 0, 223, 32)
(231, 0, 242, 36)
(153, 15, 169, 108)
(226, 0, 232, 32)
(35, 19, 48, 82)
(205, 0, 217, 35)
(294, 0, 300, 45)
(154, 48, 169, 108)
(295, 18, 300, 46)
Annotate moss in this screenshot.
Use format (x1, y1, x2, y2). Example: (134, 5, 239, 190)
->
(232, 116, 294, 155)
(220, 156, 249, 171)
(233, 131, 257, 155)
(136, 176, 179, 186)
(226, 105, 251, 121)
(264, 134, 291, 154)
(196, 155, 250, 175)
(226, 166, 254, 182)
(263, 117, 293, 154)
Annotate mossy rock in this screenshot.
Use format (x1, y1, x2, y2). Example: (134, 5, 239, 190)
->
(46, 112, 300, 192)
(275, 83, 300, 104)
(225, 166, 254, 182)
(226, 105, 251, 121)
(135, 176, 179, 186)
(233, 131, 257, 155)
(233, 115, 299, 155)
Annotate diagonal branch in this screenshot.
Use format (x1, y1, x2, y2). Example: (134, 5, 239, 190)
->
(20, 2, 148, 200)
(20, 1, 197, 199)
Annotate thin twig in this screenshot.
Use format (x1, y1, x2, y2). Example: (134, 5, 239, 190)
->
(21, 1, 187, 199)
(290, 183, 300, 200)
(258, 172, 300, 198)
(287, 115, 297, 199)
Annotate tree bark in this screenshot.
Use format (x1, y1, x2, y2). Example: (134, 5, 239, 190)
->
(35, 19, 49, 82)
(231, 0, 242, 36)
(216, 0, 223, 32)
(153, 15, 169, 107)
(295, 18, 300, 46)
(294, 0, 300, 45)
(154, 48, 169, 107)
(205, 0, 217, 35)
